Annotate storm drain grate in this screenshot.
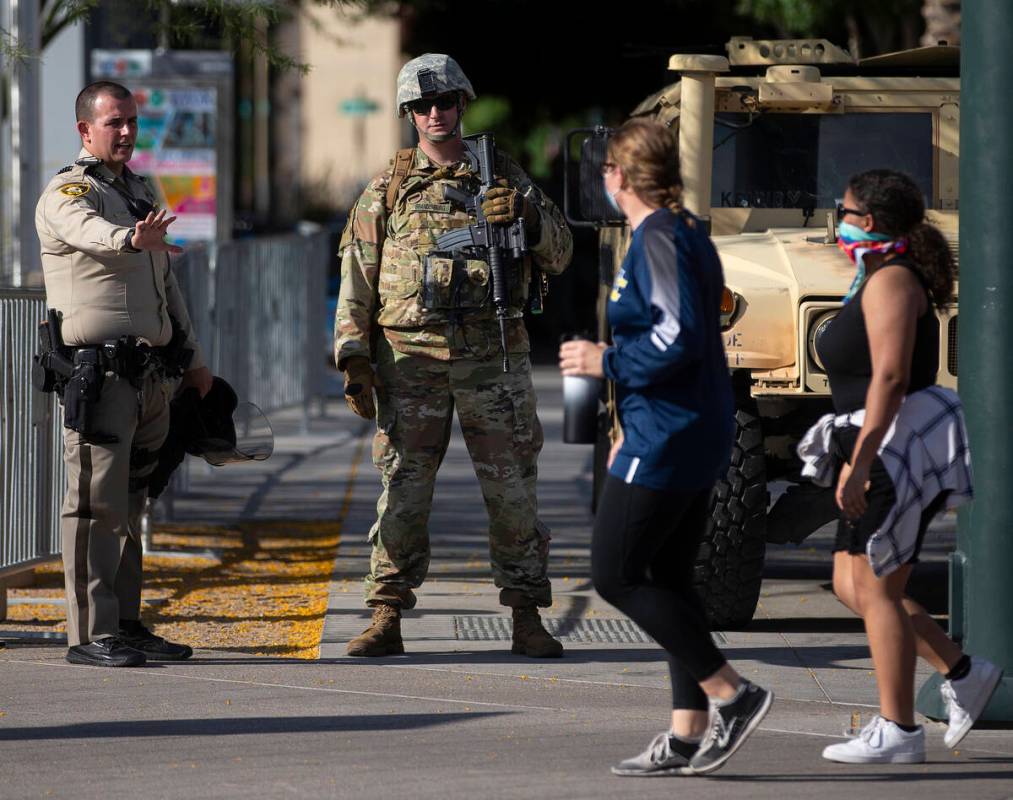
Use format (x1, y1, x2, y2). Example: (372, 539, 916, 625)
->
(454, 616, 652, 644)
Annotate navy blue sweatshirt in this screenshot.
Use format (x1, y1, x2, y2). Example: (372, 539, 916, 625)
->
(603, 208, 734, 491)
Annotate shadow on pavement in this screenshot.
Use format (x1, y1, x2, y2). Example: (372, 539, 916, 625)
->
(712, 767, 1013, 781)
(0, 712, 504, 741)
(742, 617, 865, 634)
(130, 647, 668, 667)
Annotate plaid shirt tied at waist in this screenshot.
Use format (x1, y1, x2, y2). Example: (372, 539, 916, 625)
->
(797, 385, 974, 577)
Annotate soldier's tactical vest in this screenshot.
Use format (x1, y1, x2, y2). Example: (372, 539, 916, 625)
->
(375, 148, 530, 331)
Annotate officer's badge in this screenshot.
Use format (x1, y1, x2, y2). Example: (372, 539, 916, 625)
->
(58, 182, 90, 197)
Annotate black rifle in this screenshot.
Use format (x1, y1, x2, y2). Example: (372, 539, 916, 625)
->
(433, 133, 528, 372)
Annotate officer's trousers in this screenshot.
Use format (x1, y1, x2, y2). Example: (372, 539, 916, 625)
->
(61, 373, 170, 646)
(365, 340, 551, 610)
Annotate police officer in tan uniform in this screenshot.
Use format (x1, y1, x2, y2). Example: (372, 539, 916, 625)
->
(36, 81, 212, 667)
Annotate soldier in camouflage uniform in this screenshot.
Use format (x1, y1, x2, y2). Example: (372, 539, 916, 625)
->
(335, 54, 573, 658)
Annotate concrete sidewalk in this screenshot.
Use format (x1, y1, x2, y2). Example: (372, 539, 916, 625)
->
(1, 366, 1011, 800)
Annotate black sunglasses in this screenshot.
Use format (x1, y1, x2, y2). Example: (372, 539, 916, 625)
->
(836, 202, 868, 221)
(406, 94, 458, 115)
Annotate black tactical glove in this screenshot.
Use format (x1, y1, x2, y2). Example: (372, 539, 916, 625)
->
(342, 356, 376, 420)
(481, 186, 540, 236)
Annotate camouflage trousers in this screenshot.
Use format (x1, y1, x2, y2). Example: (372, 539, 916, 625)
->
(364, 338, 552, 610)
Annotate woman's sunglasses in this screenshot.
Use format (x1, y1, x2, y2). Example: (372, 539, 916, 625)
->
(836, 202, 868, 221)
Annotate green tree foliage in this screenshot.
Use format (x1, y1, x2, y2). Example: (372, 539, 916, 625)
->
(2, 0, 348, 72)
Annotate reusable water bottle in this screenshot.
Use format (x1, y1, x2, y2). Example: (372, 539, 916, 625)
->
(562, 335, 602, 444)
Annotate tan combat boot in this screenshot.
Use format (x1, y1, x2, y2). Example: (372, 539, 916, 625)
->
(511, 606, 564, 658)
(346, 604, 404, 657)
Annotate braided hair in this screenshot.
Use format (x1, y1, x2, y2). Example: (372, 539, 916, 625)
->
(848, 169, 955, 310)
(608, 118, 684, 213)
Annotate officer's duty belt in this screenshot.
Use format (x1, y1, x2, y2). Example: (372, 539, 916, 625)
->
(72, 338, 176, 382)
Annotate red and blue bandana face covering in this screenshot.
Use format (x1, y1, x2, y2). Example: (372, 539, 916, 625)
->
(836, 221, 909, 303)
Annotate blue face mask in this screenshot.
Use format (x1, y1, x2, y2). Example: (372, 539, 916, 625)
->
(602, 177, 622, 215)
(837, 220, 892, 244)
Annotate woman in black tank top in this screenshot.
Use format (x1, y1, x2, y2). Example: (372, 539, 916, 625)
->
(818, 255, 939, 415)
(817, 170, 995, 765)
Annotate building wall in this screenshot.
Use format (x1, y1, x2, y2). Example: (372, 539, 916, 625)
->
(41, 21, 85, 180)
(298, 8, 403, 211)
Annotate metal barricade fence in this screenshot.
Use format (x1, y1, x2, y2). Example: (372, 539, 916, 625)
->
(0, 289, 65, 576)
(160, 231, 329, 513)
(206, 233, 328, 420)
(0, 230, 330, 572)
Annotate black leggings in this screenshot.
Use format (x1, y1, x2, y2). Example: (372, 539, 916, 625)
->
(591, 476, 727, 711)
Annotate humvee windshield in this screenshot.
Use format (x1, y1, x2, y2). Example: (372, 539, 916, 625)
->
(711, 112, 933, 210)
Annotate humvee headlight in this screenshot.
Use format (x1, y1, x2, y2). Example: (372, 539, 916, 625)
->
(720, 287, 740, 330)
(808, 310, 837, 371)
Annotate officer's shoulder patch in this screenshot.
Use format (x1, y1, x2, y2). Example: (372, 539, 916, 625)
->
(56, 165, 74, 175)
(58, 182, 90, 198)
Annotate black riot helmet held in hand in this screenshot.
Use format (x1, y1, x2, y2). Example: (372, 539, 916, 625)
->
(147, 377, 274, 499)
(187, 376, 240, 463)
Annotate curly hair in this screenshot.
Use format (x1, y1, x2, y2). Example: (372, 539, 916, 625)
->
(848, 169, 955, 309)
(607, 118, 683, 213)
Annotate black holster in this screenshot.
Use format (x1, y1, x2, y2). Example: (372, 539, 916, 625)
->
(63, 349, 118, 444)
(32, 312, 74, 394)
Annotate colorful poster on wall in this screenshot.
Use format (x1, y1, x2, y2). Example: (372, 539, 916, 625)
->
(128, 86, 217, 243)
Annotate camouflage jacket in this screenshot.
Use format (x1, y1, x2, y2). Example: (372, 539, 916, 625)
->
(334, 146, 572, 364)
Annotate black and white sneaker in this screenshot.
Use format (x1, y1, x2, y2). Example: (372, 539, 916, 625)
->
(688, 681, 773, 775)
(611, 732, 697, 777)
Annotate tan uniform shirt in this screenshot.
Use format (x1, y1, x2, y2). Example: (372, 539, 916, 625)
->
(35, 148, 205, 369)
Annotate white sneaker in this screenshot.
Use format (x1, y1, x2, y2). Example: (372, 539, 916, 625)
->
(941, 656, 1003, 748)
(822, 716, 925, 764)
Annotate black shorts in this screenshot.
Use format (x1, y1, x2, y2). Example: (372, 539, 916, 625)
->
(831, 425, 948, 563)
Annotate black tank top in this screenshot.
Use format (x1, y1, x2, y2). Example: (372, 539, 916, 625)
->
(817, 257, 939, 414)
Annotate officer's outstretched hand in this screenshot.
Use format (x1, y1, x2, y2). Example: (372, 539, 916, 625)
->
(133, 209, 184, 254)
(481, 187, 537, 233)
(343, 356, 377, 420)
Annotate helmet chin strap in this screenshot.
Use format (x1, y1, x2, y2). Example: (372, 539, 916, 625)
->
(421, 130, 455, 143)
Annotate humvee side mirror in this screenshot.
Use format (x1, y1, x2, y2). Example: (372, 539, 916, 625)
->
(563, 127, 625, 228)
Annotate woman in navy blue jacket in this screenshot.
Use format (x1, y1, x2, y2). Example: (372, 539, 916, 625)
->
(560, 119, 772, 777)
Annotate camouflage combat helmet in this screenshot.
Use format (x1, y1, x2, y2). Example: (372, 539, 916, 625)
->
(395, 53, 476, 117)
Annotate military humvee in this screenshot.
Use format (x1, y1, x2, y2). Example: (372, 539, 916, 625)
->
(565, 36, 960, 628)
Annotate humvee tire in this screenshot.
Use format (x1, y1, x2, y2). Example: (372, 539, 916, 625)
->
(694, 398, 767, 629)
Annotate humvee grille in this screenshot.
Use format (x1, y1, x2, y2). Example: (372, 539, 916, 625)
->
(948, 315, 958, 375)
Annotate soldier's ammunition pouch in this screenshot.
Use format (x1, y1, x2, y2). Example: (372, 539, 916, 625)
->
(421, 254, 491, 312)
